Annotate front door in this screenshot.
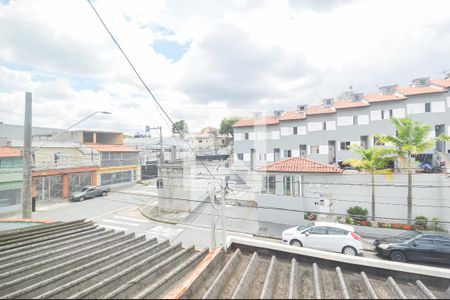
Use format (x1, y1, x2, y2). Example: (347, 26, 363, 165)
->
(303, 226, 328, 250)
(406, 237, 437, 262)
(328, 141, 336, 164)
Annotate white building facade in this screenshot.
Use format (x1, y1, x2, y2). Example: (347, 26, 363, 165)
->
(233, 76, 450, 169)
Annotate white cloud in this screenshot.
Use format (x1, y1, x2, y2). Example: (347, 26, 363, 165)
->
(0, 0, 450, 135)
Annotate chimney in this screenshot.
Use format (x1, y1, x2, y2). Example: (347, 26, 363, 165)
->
(297, 104, 308, 112)
(379, 85, 398, 95)
(170, 145, 177, 162)
(322, 98, 334, 107)
(412, 77, 430, 87)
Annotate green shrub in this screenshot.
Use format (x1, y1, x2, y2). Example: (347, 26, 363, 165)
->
(415, 215, 428, 227)
(431, 217, 440, 231)
(346, 206, 368, 221)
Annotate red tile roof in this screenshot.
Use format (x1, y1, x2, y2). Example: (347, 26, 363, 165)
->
(305, 105, 335, 115)
(364, 94, 407, 103)
(233, 116, 279, 128)
(0, 147, 22, 158)
(396, 86, 446, 96)
(257, 157, 343, 174)
(334, 100, 370, 109)
(279, 111, 306, 121)
(431, 79, 450, 88)
(85, 144, 139, 152)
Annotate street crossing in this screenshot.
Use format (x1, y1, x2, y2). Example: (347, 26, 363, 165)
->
(95, 214, 184, 242)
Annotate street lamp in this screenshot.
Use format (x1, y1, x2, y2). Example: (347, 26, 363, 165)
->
(22, 109, 111, 218)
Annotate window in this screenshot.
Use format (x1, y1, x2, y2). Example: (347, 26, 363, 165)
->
(327, 227, 348, 235)
(237, 153, 244, 160)
(309, 226, 327, 235)
(425, 103, 431, 113)
(283, 176, 292, 196)
(353, 115, 358, 125)
(293, 127, 298, 135)
(266, 175, 276, 194)
(222, 139, 225, 144)
(283, 175, 300, 196)
(245, 133, 249, 140)
(310, 146, 319, 154)
(198, 139, 203, 143)
(340, 142, 350, 151)
(322, 122, 327, 130)
(283, 150, 292, 158)
(258, 153, 267, 160)
(373, 137, 385, 146)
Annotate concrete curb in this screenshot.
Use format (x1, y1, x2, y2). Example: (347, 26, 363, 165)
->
(139, 208, 179, 225)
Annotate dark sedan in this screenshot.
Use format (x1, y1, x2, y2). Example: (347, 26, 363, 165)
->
(69, 186, 110, 202)
(374, 231, 450, 264)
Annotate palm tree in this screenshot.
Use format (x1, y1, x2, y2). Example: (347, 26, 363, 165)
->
(345, 145, 396, 221)
(377, 118, 450, 224)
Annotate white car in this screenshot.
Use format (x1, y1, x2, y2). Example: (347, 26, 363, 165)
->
(281, 222, 363, 256)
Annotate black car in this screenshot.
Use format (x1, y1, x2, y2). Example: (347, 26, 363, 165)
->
(374, 231, 450, 264)
(69, 186, 110, 202)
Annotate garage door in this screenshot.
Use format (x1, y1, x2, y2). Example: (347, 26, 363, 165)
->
(68, 172, 93, 194)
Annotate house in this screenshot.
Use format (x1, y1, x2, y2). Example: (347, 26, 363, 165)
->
(233, 75, 450, 170)
(0, 147, 22, 213)
(0, 124, 140, 204)
(256, 157, 450, 228)
(188, 127, 232, 154)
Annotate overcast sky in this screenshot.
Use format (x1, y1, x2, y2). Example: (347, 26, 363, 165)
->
(1, 0, 450, 136)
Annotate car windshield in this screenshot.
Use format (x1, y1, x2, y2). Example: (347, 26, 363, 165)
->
(297, 226, 310, 232)
(397, 231, 421, 240)
(81, 187, 90, 192)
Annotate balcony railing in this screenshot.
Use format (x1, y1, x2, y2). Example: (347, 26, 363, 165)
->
(32, 159, 99, 171)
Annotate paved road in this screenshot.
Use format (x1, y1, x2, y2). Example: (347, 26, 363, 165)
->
(21, 184, 449, 269)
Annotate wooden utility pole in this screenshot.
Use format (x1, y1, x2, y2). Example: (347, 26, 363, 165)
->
(22, 92, 32, 219)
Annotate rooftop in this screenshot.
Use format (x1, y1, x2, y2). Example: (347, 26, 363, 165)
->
(395, 85, 446, 96)
(364, 93, 407, 103)
(257, 157, 343, 173)
(233, 116, 280, 128)
(0, 221, 449, 299)
(431, 79, 450, 88)
(334, 99, 370, 109)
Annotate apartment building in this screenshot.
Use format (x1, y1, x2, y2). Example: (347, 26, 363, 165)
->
(233, 76, 450, 169)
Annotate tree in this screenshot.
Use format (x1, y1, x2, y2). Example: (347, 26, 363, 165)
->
(219, 117, 240, 137)
(172, 120, 188, 134)
(345, 145, 396, 221)
(376, 118, 450, 224)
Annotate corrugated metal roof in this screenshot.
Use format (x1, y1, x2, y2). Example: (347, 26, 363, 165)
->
(1, 221, 449, 299)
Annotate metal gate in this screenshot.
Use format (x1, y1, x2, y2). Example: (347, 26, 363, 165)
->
(68, 172, 92, 194)
(34, 175, 63, 202)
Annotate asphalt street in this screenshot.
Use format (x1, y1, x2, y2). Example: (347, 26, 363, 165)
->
(19, 184, 449, 269)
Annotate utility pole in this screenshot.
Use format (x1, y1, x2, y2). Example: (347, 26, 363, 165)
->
(213, 131, 218, 155)
(209, 181, 216, 249)
(22, 92, 32, 219)
(148, 126, 163, 163)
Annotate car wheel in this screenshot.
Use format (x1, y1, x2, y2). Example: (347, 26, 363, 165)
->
(390, 250, 406, 262)
(79, 197, 85, 202)
(290, 240, 303, 247)
(102, 191, 107, 196)
(342, 246, 357, 256)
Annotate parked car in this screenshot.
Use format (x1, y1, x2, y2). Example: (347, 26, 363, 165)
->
(281, 222, 363, 256)
(374, 231, 450, 263)
(69, 186, 110, 202)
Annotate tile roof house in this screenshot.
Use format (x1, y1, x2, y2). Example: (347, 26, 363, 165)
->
(257, 157, 343, 174)
(363, 93, 407, 103)
(1, 220, 449, 299)
(233, 116, 280, 128)
(395, 85, 446, 96)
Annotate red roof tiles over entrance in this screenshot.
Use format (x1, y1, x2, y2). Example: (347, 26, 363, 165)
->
(257, 157, 342, 173)
(0, 147, 21, 158)
(85, 144, 139, 152)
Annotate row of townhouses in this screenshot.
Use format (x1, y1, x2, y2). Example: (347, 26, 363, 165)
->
(232, 75, 450, 169)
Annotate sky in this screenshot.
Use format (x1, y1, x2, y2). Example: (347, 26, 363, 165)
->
(1, 0, 450, 136)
